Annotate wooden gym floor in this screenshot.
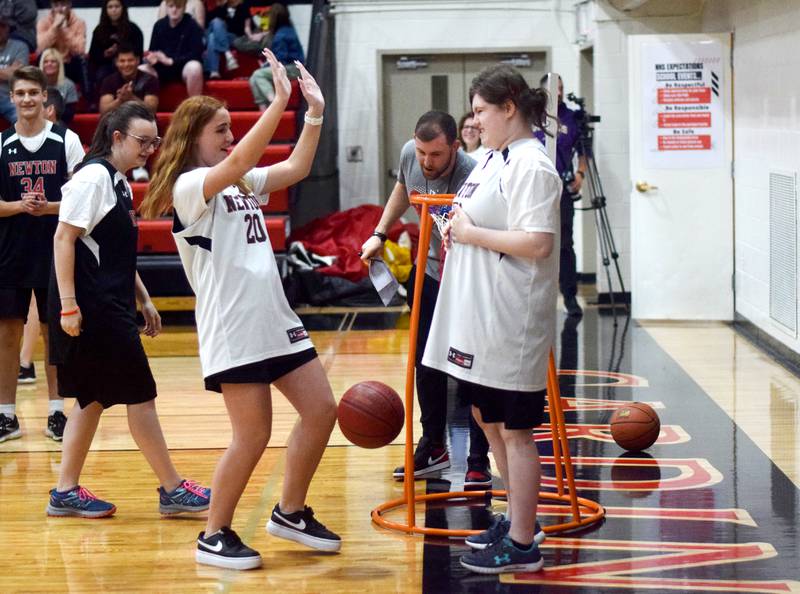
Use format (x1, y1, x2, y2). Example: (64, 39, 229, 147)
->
(1, 305, 799, 593)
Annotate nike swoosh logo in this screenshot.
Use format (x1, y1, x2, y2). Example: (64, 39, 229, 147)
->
(198, 539, 224, 553)
(278, 515, 306, 531)
(427, 456, 442, 465)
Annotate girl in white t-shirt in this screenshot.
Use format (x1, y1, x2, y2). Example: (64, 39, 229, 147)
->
(423, 64, 561, 575)
(48, 101, 210, 520)
(142, 50, 338, 571)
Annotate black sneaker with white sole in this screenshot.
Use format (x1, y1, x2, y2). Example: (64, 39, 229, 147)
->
(0, 414, 21, 443)
(267, 504, 341, 552)
(45, 411, 67, 442)
(196, 527, 262, 570)
(392, 438, 450, 480)
(18, 364, 36, 384)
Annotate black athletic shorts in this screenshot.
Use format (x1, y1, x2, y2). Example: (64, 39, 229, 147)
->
(0, 287, 49, 323)
(457, 378, 546, 430)
(204, 348, 318, 393)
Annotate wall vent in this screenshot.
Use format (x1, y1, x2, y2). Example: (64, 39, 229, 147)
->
(769, 171, 798, 335)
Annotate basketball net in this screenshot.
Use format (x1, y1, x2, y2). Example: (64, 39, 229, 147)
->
(371, 193, 605, 538)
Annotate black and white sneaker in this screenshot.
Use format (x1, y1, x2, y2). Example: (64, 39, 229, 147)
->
(45, 411, 67, 442)
(392, 437, 450, 480)
(0, 414, 21, 443)
(267, 504, 341, 552)
(18, 364, 36, 384)
(196, 527, 262, 570)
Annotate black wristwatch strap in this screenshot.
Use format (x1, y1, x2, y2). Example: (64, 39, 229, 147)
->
(372, 230, 388, 242)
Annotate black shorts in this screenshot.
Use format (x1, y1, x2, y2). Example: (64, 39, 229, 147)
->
(0, 287, 48, 323)
(204, 348, 318, 393)
(457, 378, 546, 430)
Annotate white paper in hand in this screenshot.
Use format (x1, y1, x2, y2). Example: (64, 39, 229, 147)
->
(369, 258, 399, 306)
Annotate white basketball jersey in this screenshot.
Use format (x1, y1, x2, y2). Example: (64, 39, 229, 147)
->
(422, 138, 561, 391)
(172, 167, 313, 377)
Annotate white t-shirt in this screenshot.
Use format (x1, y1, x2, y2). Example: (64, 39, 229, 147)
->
(59, 161, 131, 263)
(18, 121, 84, 174)
(422, 138, 562, 391)
(172, 167, 313, 377)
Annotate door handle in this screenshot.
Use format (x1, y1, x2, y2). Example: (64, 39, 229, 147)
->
(635, 181, 659, 193)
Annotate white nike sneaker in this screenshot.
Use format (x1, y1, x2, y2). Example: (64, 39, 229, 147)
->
(196, 527, 262, 570)
(266, 504, 341, 552)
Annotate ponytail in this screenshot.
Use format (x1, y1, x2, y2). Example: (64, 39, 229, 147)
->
(469, 64, 550, 130)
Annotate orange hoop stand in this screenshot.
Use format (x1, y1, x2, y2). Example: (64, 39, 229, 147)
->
(371, 194, 605, 538)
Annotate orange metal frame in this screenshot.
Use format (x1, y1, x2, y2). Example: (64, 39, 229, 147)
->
(371, 194, 605, 537)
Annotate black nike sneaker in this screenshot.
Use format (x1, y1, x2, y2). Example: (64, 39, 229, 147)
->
(196, 527, 262, 570)
(267, 504, 341, 552)
(393, 436, 450, 480)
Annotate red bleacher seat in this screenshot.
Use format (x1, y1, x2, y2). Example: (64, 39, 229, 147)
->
(72, 111, 296, 146)
(137, 214, 289, 253)
(152, 79, 300, 113)
(130, 179, 289, 213)
(219, 51, 261, 80)
(154, 111, 296, 142)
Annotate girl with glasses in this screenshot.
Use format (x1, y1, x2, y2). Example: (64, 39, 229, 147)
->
(47, 101, 210, 520)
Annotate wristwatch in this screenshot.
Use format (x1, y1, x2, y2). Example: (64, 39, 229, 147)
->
(372, 230, 388, 242)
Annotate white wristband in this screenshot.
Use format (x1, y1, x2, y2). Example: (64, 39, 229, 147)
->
(304, 113, 324, 126)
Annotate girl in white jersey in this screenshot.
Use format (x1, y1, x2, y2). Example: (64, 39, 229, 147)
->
(142, 50, 339, 571)
(422, 64, 561, 575)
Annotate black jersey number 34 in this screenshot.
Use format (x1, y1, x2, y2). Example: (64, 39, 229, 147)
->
(244, 213, 268, 244)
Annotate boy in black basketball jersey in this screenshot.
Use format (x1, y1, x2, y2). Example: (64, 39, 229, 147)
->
(0, 66, 84, 443)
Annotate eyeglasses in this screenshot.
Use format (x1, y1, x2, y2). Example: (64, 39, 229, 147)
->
(461, 125, 479, 132)
(124, 132, 162, 150)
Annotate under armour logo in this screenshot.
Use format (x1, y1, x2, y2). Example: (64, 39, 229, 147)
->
(8, 148, 16, 154)
(494, 553, 511, 565)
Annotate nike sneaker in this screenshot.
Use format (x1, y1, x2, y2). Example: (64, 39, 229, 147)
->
(196, 527, 262, 570)
(392, 436, 450, 480)
(266, 504, 341, 552)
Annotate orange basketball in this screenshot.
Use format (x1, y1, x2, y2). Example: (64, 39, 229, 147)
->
(609, 402, 660, 451)
(337, 381, 404, 449)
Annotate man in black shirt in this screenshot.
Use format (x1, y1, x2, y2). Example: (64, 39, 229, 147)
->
(99, 43, 159, 114)
(141, 0, 204, 96)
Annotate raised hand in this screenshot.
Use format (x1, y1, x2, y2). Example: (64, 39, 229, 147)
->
(261, 49, 291, 103)
(294, 61, 324, 117)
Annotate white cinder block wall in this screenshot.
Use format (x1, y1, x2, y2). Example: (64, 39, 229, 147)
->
(331, 0, 580, 209)
(588, 2, 702, 295)
(702, 0, 800, 353)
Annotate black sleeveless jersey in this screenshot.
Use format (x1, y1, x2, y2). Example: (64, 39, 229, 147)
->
(0, 124, 69, 288)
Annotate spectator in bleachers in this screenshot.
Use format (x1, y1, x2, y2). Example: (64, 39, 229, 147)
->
(44, 86, 65, 126)
(141, 0, 204, 97)
(39, 49, 78, 125)
(36, 0, 91, 104)
(89, 0, 145, 92)
(99, 43, 159, 115)
(0, 12, 28, 124)
(204, 0, 255, 79)
(248, 3, 303, 112)
(157, 0, 205, 29)
(0, 0, 36, 53)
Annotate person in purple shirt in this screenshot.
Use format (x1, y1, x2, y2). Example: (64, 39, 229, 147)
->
(534, 75, 588, 317)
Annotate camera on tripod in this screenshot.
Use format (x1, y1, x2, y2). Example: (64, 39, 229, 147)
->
(566, 92, 601, 133)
